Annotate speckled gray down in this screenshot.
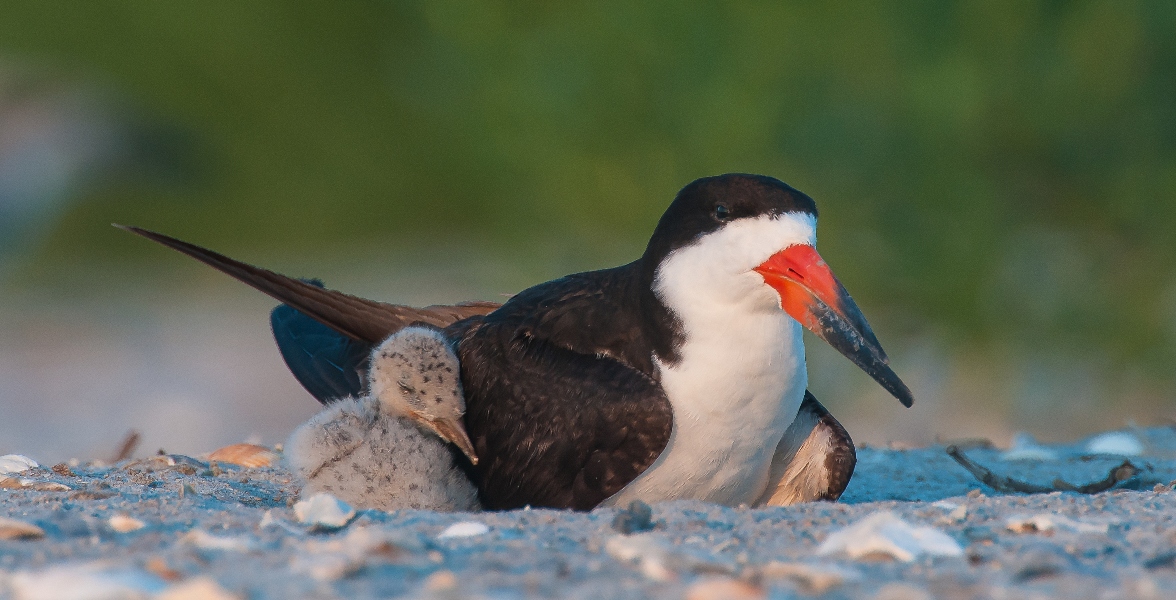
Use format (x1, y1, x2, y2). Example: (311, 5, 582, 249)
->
(3, 427, 1176, 599)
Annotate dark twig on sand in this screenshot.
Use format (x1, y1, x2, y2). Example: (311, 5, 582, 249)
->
(110, 430, 141, 463)
(945, 445, 1137, 495)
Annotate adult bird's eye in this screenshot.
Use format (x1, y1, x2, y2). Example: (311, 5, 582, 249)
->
(714, 204, 730, 221)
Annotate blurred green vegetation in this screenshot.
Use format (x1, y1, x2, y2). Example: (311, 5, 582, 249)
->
(1, 1, 1174, 372)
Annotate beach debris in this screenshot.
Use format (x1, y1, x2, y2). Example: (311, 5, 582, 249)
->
(156, 577, 241, 600)
(436, 521, 489, 539)
(999, 432, 1059, 461)
(293, 493, 356, 531)
(7, 563, 167, 600)
(0, 517, 45, 540)
(181, 529, 257, 552)
(612, 500, 656, 534)
(874, 582, 933, 600)
(1084, 431, 1144, 456)
(144, 557, 183, 582)
(290, 526, 425, 581)
(605, 533, 734, 582)
(947, 445, 1137, 494)
(110, 430, 141, 463)
(759, 561, 856, 594)
(685, 577, 764, 600)
(1005, 513, 1116, 535)
(0, 476, 71, 491)
(207, 443, 278, 468)
(423, 570, 459, 592)
(931, 500, 968, 523)
(108, 514, 146, 533)
(52, 463, 77, 477)
(816, 511, 963, 562)
(0, 454, 38, 474)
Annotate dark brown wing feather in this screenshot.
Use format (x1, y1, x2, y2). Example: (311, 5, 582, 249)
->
(116, 225, 499, 343)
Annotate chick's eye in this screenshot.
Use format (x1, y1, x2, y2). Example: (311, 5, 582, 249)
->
(714, 204, 730, 221)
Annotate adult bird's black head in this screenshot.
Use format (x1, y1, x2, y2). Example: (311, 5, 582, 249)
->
(640, 174, 913, 408)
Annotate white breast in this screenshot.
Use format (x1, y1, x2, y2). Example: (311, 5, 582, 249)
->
(604, 211, 817, 506)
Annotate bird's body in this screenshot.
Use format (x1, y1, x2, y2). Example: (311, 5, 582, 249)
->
(122, 173, 913, 511)
(284, 326, 480, 512)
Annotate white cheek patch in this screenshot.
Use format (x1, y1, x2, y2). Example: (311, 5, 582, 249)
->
(653, 212, 817, 311)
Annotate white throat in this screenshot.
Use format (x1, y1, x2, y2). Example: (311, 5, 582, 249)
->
(605, 212, 817, 506)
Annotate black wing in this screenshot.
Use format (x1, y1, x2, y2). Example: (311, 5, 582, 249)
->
(450, 268, 673, 511)
(270, 284, 372, 403)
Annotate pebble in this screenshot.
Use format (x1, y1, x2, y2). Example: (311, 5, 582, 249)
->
(436, 521, 489, 539)
(293, 493, 356, 531)
(156, 577, 241, 600)
(759, 561, 855, 594)
(817, 511, 964, 562)
(685, 577, 764, 600)
(108, 514, 146, 533)
(1084, 432, 1144, 456)
(0, 517, 45, 540)
(0, 455, 39, 474)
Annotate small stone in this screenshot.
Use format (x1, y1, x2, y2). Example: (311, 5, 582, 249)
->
(612, 500, 655, 534)
(108, 514, 146, 533)
(0, 517, 45, 540)
(293, 493, 356, 531)
(424, 570, 458, 591)
(0, 454, 38, 474)
(156, 577, 240, 600)
(874, 582, 933, 600)
(759, 561, 855, 594)
(437, 521, 489, 539)
(52, 463, 76, 477)
(816, 511, 963, 562)
(685, 577, 764, 600)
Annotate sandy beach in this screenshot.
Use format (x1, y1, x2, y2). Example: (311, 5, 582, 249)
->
(3, 427, 1175, 599)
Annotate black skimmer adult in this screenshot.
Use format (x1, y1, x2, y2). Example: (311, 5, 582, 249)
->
(119, 173, 913, 510)
(285, 326, 480, 511)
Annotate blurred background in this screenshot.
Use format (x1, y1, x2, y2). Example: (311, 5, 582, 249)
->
(1, 1, 1174, 462)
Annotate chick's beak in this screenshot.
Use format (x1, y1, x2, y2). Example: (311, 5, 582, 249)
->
(416, 413, 479, 465)
(754, 244, 914, 407)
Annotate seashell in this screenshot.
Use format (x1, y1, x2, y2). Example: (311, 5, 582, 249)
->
(816, 511, 963, 562)
(109, 514, 146, 533)
(436, 521, 489, 539)
(207, 443, 277, 468)
(1084, 431, 1144, 456)
(293, 493, 356, 531)
(0, 476, 70, 491)
(0, 516, 45, 540)
(0, 454, 38, 474)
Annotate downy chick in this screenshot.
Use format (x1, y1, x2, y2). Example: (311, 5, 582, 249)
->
(284, 325, 480, 511)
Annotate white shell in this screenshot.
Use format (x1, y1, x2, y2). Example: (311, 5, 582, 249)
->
(294, 493, 356, 530)
(0, 454, 38, 474)
(816, 511, 963, 562)
(108, 514, 146, 533)
(1084, 431, 1144, 456)
(436, 521, 488, 539)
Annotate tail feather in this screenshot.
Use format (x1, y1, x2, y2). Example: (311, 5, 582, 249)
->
(116, 225, 499, 344)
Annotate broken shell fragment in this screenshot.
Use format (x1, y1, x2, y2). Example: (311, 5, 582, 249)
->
(294, 493, 356, 531)
(0, 454, 38, 474)
(0, 517, 45, 540)
(207, 444, 278, 468)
